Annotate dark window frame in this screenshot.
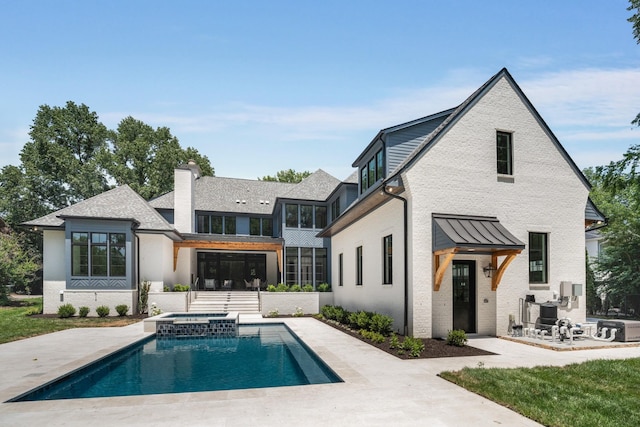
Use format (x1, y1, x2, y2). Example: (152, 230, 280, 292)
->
(497, 131, 513, 175)
(383, 235, 392, 285)
(71, 231, 126, 278)
(356, 246, 363, 285)
(529, 232, 548, 284)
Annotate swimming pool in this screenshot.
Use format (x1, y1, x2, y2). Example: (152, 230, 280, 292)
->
(10, 323, 341, 402)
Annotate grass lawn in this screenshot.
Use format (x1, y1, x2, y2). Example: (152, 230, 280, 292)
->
(0, 297, 142, 345)
(440, 358, 640, 427)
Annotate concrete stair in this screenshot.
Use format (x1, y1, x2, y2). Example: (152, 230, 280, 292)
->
(189, 291, 260, 314)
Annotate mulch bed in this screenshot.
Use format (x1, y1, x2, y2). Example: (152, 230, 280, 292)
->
(315, 317, 495, 359)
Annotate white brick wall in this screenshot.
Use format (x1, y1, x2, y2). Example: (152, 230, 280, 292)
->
(260, 293, 320, 316)
(332, 75, 588, 338)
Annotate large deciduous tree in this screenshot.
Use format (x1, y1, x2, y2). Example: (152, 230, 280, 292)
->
(259, 169, 311, 183)
(0, 221, 40, 304)
(105, 117, 213, 200)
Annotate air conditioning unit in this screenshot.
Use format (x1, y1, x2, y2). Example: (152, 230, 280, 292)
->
(596, 319, 640, 342)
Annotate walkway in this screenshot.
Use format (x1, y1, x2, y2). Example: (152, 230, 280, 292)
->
(0, 318, 638, 426)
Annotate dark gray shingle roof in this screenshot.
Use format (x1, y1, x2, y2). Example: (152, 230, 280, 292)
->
(23, 185, 174, 232)
(279, 169, 341, 201)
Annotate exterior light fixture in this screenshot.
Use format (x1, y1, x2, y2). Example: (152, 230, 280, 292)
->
(483, 264, 496, 278)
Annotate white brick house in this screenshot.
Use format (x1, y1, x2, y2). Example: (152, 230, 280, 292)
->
(321, 68, 603, 338)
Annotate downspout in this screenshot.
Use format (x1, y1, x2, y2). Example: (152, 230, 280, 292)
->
(383, 183, 409, 336)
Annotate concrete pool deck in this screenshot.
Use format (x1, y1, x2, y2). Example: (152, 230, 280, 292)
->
(1, 317, 639, 426)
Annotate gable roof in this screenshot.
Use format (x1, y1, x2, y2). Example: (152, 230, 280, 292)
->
(149, 176, 295, 215)
(23, 185, 175, 233)
(278, 169, 342, 201)
(385, 68, 591, 190)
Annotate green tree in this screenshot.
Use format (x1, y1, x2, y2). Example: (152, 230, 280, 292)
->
(586, 162, 640, 307)
(259, 169, 311, 183)
(0, 224, 40, 305)
(104, 117, 214, 200)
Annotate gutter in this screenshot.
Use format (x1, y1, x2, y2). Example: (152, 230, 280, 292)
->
(382, 181, 409, 336)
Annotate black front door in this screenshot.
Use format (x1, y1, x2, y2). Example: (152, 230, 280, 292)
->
(452, 260, 476, 333)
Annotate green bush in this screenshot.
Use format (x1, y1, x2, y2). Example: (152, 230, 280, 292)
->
(389, 333, 400, 349)
(349, 310, 372, 330)
(446, 329, 468, 347)
(115, 304, 129, 316)
(320, 305, 350, 324)
(172, 284, 190, 292)
(96, 305, 110, 317)
(57, 303, 76, 318)
(163, 285, 170, 292)
(289, 284, 302, 292)
(317, 283, 331, 292)
(302, 284, 314, 292)
(359, 329, 385, 344)
(78, 306, 90, 317)
(275, 283, 290, 292)
(267, 284, 277, 292)
(369, 313, 393, 335)
(401, 336, 425, 357)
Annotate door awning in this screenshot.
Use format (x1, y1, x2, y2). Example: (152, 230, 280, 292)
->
(433, 214, 525, 253)
(432, 214, 525, 292)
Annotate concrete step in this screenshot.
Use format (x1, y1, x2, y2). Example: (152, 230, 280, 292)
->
(189, 291, 260, 314)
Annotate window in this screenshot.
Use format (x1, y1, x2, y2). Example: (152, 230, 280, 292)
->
(315, 206, 327, 229)
(383, 235, 392, 285)
(360, 149, 385, 193)
(300, 205, 313, 228)
(338, 253, 343, 286)
(250, 218, 261, 236)
(72, 232, 89, 276)
(286, 247, 299, 285)
(300, 248, 313, 284)
(72, 232, 126, 277)
(529, 232, 548, 283)
(315, 248, 327, 284)
(497, 131, 513, 175)
(262, 218, 273, 236)
(285, 204, 298, 228)
(196, 214, 223, 234)
(331, 198, 341, 220)
(224, 216, 236, 235)
(356, 246, 363, 285)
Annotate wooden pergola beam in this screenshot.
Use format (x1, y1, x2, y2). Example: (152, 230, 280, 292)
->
(173, 240, 283, 274)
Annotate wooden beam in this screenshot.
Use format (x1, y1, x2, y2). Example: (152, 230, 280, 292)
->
(433, 249, 457, 291)
(172, 240, 284, 272)
(491, 250, 521, 291)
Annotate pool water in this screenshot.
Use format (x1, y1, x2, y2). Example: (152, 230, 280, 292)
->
(11, 323, 341, 401)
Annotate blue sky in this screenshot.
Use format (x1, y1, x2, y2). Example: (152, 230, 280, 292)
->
(1, 1, 639, 180)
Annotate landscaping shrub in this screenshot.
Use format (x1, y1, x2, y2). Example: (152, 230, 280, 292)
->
(138, 280, 151, 314)
(321, 305, 349, 324)
(163, 285, 170, 292)
(359, 329, 385, 344)
(401, 336, 425, 357)
(302, 284, 314, 292)
(267, 284, 277, 292)
(389, 333, 400, 349)
(349, 310, 372, 330)
(275, 283, 290, 292)
(57, 303, 76, 318)
(369, 313, 393, 335)
(96, 305, 110, 317)
(115, 304, 129, 316)
(78, 306, 90, 317)
(172, 284, 190, 292)
(317, 283, 331, 292)
(292, 306, 304, 317)
(446, 329, 468, 347)
(267, 308, 279, 317)
(289, 284, 302, 292)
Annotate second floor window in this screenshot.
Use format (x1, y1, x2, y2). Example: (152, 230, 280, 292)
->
(360, 149, 384, 193)
(497, 131, 513, 175)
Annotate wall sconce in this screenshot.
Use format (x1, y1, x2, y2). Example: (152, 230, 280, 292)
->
(483, 264, 496, 278)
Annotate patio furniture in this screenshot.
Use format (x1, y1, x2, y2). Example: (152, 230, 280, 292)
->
(244, 279, 254, 290)
(253, 278, 262, 291)
(204, 279, 216, 290)
(222, 280, 233, 290)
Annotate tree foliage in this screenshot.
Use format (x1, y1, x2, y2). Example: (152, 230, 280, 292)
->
(104, 117, 213, 199)
(0, 225, 40, 304)
(259, 169, 311, 183)
(0, 102, 214, 230)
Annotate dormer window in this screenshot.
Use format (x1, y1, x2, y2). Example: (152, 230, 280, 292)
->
(360, 149, 384, 194)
